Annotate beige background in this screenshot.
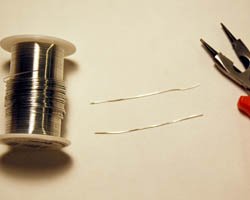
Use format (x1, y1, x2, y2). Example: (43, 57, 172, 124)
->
(0, 0, 250, 199)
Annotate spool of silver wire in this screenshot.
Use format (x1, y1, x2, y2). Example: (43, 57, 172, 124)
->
(0, 35, 76, 148)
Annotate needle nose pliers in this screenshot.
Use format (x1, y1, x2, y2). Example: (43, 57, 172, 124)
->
(201, 23, 250, 117)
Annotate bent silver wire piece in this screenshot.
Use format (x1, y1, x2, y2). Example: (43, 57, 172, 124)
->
(91, 83, 200, 104)
(201, 23, 250, 95)
(95, 114, 203, 134)
(0, 35, 76, 148)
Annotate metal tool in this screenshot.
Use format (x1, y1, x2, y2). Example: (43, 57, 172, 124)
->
(201, 23, 250, 117)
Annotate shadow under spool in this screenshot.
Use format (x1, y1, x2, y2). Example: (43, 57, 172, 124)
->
(0, 35, 76, 149)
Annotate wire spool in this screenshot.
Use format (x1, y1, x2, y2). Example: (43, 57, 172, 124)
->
(0, 35, 76, 149)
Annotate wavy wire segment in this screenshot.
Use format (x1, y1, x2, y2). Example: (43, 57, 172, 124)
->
(90, 83, 200, 105)
(95, 113, 203, 134)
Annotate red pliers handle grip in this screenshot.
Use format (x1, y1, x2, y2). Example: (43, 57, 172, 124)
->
(238, 96, 250, 116)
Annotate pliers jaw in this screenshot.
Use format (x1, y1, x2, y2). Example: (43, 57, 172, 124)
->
(231, 39, 250, 68)
(221, 23, 250, 68)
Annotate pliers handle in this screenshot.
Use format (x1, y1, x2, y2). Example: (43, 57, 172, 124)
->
(238, 96, 250, 116)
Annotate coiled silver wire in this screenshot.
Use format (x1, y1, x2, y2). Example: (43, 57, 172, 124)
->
(5, 42, 66, 137)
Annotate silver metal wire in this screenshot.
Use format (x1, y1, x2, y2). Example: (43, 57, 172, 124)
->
(5, 42, 67, 137)
(95, 114, 203, 134)
(90, 83, 200, 105)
